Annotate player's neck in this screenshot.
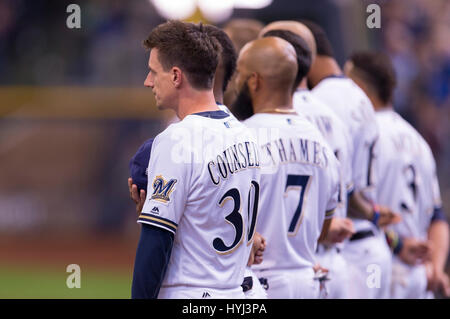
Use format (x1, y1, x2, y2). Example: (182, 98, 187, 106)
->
(374, 101, 392, 112)
(177, 89, 219, 120)
(365, 91, 386, 111)
(254, 91, 294, 114)
(213, 66, 225, 104)
(212, 85, 224, 104)
(296, 78, 309, 90)
(309, 56, 343, 88)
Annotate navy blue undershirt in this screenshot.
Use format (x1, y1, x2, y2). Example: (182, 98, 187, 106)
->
(132, 224, 174, 298)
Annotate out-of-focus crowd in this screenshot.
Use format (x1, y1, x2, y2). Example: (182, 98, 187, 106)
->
(382, 0, 450, 167)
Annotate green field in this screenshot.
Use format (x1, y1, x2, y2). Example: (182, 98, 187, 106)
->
(0, 265, 132, 299)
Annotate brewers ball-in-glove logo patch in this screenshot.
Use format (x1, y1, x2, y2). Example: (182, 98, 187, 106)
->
(151, 175, 177, 203)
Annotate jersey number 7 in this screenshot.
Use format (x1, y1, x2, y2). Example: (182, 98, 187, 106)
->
(286, 175, 312, 236)
(213, 181, 260, 254)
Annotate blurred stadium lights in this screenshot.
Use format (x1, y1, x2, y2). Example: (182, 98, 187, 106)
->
(149, 0, 273, 22)
(197, 0, 234, 23)
(233, 0, 273, 9)
(149, 0, 197, 20)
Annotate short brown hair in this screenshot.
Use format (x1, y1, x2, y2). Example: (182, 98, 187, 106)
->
(203, 25, 237, 93)
(223, 19, 264, 53)
(143, 20, 220, 90)
(300, 20, 334, 58)
(349, 51, 397, 104)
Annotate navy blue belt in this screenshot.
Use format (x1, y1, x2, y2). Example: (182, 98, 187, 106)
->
(349, 230, 375, 241)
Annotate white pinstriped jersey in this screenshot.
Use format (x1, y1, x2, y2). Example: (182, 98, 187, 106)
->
(293, 89, 353, 218)
(139, 110, 261, 290)
(312, 76, 379, 232)
(244, 113, 340, 270)
(376, 109, 443, 240)
(415, 133, 443, 239)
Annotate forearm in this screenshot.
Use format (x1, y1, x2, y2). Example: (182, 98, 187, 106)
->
(347, 190, 373, 220)
(318, 217, 332, 243)
(428, 220, 449, 272)
(132, 224, 174, 299)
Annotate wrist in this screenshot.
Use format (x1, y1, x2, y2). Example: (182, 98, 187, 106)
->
(370, 203, 380, 226)
(393, 236, 404, 255)
(385, 229, 403, 255)
(432, 263, 444, 275)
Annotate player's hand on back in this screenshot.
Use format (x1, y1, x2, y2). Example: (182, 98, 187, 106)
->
(377, 205, 402, 228)
(128, 177, 146, 214)
(248, 232, 266, 266)
(320, 217, 355, 244)
(399, 237, 432, 266)
(426, 261, 450, 297)
(312, 263, 329, 275)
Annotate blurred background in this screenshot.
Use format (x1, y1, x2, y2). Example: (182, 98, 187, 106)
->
(0, 0, 448, 298)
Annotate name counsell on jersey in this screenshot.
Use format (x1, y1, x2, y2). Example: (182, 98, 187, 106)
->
(207, 141, 260, 186)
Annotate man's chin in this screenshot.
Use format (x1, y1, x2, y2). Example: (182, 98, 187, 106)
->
(156, 102, 168, 111)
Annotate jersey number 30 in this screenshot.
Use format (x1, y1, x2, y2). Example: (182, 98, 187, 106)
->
(213, 181, 260, 254)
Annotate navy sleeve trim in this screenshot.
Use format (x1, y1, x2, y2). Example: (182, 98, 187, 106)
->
(431, 206, 447, 223)
(325, 208, 336, 219)
(137, 214, 178, 234)
(347, 188, 355, 200)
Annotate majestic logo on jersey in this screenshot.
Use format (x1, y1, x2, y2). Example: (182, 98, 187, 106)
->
(201, 291, 211, 298)
(151, 206, 160, 214)
(151, 175, 177, 203)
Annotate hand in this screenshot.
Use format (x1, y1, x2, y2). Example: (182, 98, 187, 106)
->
(377, 205, 402, 228)
(313, 263, 329, 275)
(128, 177, 146, 214)
(426, 264, 450, 297)
(247, 232, 266, 266)
(321, 217, 355, 244)
(398, 238, 432, 266)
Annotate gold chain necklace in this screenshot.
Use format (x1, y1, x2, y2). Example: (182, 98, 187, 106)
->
(257, 107, 298, 115)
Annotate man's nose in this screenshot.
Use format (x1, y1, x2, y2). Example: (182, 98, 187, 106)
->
(144, 73, 153, 87)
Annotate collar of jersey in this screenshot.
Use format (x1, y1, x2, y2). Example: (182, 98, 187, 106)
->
(322, 74, 347, 81)
(191, 110, 230, 119)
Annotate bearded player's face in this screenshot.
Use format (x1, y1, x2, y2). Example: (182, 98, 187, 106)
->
(231, 81, 254, 121)
(230, 57, 254, 121)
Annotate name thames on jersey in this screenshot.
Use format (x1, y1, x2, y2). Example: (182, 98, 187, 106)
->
(208, 141, 260, 185)
(262, 137, 329, 168)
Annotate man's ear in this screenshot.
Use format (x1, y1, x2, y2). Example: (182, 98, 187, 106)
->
(172, 67, 182, 88)
(248, 72, 260, 92)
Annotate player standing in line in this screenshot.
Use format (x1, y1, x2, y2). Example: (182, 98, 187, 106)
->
(303, 20, 401, 298)
(131, 21, 261, 299)
(234, 36, 341, 298)
(222, 19, 265, 110)
(345, 51, 450, 298)
(259, 22, 356, 299)
(128, 24, 267, 299)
